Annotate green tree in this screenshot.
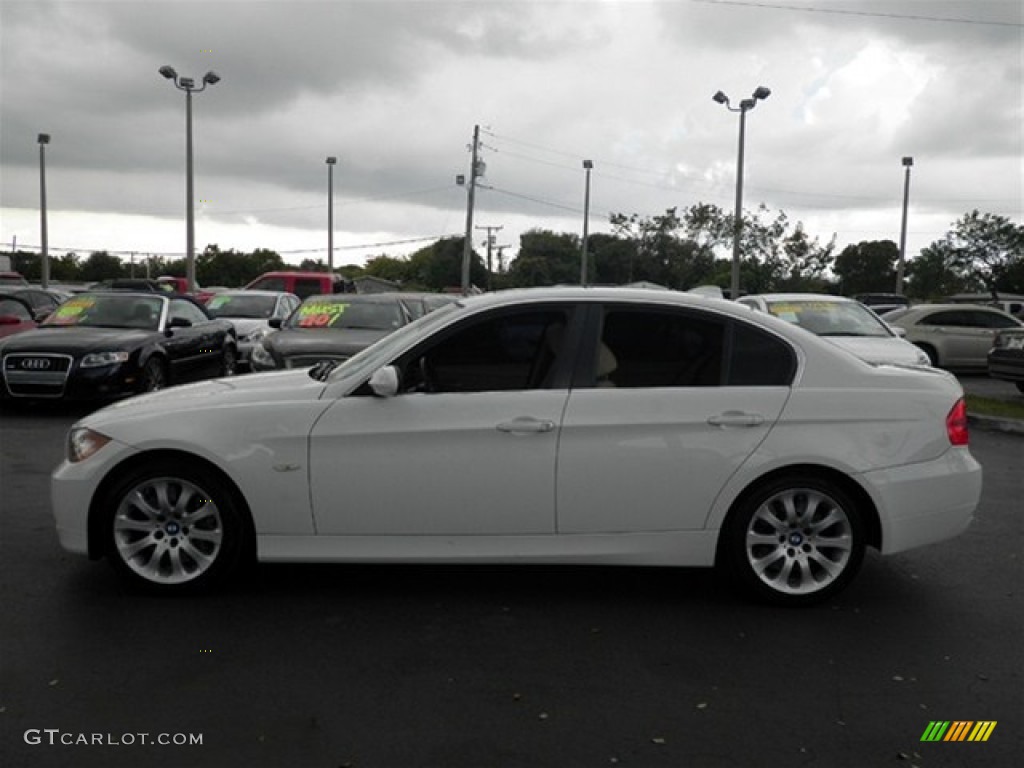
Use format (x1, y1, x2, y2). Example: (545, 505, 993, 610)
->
(905, 245, 971, 300)
(406, 237, 485, 291)
(364, 255, 411, 284)
(507, 229, 580, 287)
(941, 211, 1024, 297)
(833, 241, 899, 295)
(79, 251, 125, 282)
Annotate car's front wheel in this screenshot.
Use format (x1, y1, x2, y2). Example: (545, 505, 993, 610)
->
(139, 358, 167, 392)
(722, 476, 865, 606)
(220, 344, 238, 377)
(102, 460, 248, 593)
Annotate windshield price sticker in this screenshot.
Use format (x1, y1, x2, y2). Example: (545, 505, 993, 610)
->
(207, 296, 230, 309)
(297, 302, 348, 328)
(770, 302, 835, 314)
(51, 298, 96, 323)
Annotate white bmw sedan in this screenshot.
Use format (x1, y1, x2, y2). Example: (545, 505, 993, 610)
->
(52, 287, 982, 605)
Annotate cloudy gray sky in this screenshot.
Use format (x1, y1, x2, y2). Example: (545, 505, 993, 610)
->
(1, 0, 1021, 270)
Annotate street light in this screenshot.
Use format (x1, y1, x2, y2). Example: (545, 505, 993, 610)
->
(38, 133, 50, 289)
(581, 159, 593, 286)
(896, 156, 913, 294)
(712, 85, 771, 300)
(159, 65, 220, 292)
(326, 157, 337, 274)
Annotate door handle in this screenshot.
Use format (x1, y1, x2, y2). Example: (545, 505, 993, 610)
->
(496, 417, 556, 434)
(707, 411, 765, 428)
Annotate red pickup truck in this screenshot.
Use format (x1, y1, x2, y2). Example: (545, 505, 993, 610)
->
(243, 271, 354, 300)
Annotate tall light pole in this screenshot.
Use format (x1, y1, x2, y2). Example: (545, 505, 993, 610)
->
(159, 65, 220, 292)
(38, 133, 50, 289)
(713, 85, 770, 300)
(896, 156, 913, 294)
(326, 157, 337, 274)
(581, 159, 593, 286)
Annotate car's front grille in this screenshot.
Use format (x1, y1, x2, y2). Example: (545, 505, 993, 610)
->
(2, 353, 74, 397)
(284, 355, 349, 369)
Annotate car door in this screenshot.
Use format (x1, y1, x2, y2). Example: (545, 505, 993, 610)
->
(308, 305, 580, 535)
(164, 298, 217, 381)
(556, 305, 794, 534)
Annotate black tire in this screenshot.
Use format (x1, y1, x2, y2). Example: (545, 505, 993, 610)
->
(721, 475, 865, 606)
(220, 345, 238, 377)
(101, 459, 249, 594)
(139, 357, 167, 392)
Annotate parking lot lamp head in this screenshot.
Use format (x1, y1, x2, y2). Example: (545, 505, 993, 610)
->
(159, 66, 221, 293)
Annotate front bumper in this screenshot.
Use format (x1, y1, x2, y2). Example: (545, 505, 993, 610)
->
(2, 360, 143, 401)
(51, 438, 140, 557)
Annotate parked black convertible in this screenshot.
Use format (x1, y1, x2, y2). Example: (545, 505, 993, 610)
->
(0, 292, 237, 401)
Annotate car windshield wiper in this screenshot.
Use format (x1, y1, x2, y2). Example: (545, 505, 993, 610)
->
(308, 360, 338, 381)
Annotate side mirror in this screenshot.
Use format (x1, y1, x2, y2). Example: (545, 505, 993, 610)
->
(168, 316, 192, 328)
(368, 366, 400, 398)
(269, 317, 283, 329)
(891, 326, 907, 338)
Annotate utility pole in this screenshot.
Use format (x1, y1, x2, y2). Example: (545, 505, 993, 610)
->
(896, 156, 913, 294)
(461, 125, 481, 295)
(476, 224, 503, 291)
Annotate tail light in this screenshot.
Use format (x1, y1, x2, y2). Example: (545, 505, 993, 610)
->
(946, 398, 969, 446)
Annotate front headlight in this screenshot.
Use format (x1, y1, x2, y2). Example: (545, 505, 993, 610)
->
(68, 427, 111, 463)
(81, 351, 130, 368)
(251, 342, 274, 367)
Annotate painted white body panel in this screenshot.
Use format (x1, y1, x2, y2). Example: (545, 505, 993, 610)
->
(556, 386, 789, 533)
(309, 390, 569, 534)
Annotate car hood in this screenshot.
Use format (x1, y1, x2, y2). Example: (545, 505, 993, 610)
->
(269, 328, 391, 357)
(83, 369, 327, 430)
(825, 336, 929, 367)
(224, 318, 270, 336)
(0, 326, 154, 355)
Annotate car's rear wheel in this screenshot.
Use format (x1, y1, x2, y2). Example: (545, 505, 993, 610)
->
(102, 460, 247, 593)
(723, 476, 865, 606)
(139, 358, 167, 392)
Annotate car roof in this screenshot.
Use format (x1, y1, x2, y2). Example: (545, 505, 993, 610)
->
(899, 303, 1012, 313)
(217, 289, 296, 298)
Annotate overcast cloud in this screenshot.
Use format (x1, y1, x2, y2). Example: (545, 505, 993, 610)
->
(1, 0, 1021, 268)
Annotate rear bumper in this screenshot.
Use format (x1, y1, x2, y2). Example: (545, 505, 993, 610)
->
(987, 351, 1024, 383)
(862, 447, 982, 555)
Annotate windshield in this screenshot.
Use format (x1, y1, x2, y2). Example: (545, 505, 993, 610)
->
(765, 299, 893, 338)
(206, 293, 277, 319)
(287, 298, 405, 331)
(41, 294, 163, 331)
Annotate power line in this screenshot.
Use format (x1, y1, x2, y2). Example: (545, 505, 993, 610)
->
(688, 0, 1023, 27)
(7, 233, 463, 259)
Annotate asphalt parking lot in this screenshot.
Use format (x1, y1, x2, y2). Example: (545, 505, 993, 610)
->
(1, 395, 1021, 768)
